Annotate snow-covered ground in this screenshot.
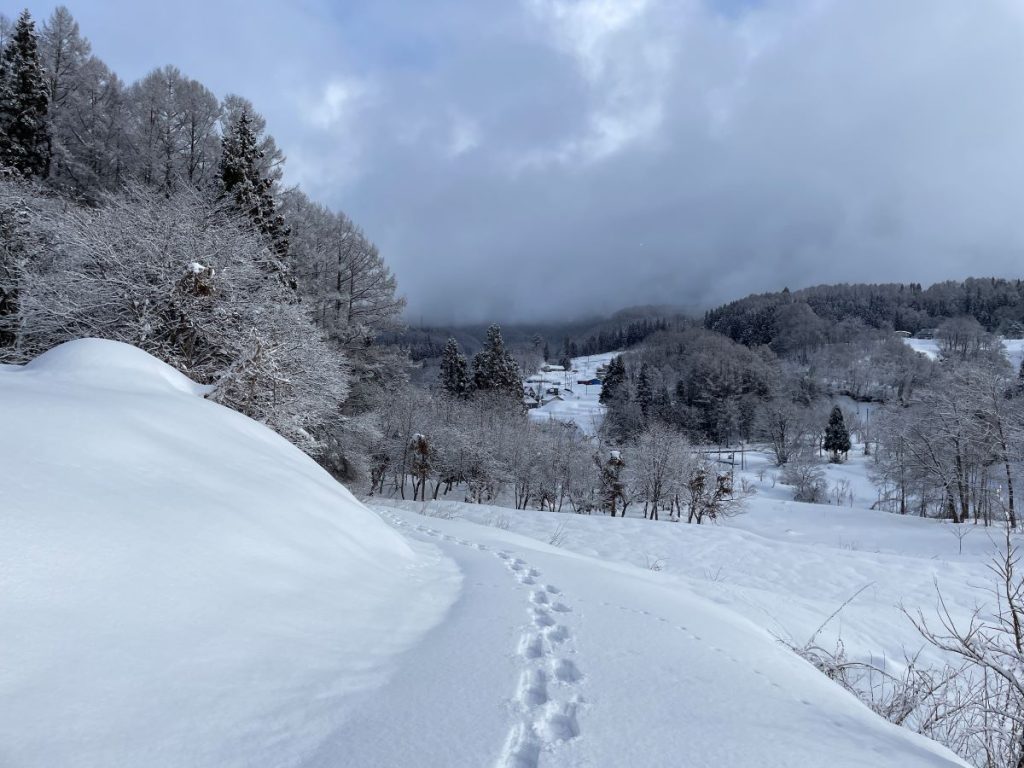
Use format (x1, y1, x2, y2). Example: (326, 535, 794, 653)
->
(0, 340, 458, 768)
(904, 335, 1024, 369)
(527, 352, 616, 436)
(379, 444, 998, 709)
(366, 501, 968, 767)
(1, 339, 975, 767)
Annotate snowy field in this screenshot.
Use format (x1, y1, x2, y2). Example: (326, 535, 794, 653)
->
(904, 335, 1024, 369)
(0, 339, 977, 767)
(376, 445, 1001, 706)
(526, 352, 616, 436)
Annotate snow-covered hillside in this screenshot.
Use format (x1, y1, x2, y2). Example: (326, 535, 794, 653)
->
(379, 448, 995, 699)
(0, 340, 458, 768)
(1, 340, 970, 767)
(367, 501, 967, 767)
(904, 336, 1024, 369)
(526, 352, 616, 435)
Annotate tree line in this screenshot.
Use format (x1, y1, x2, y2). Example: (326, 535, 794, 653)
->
(0, 7, 404, 479)
(706, 279, 1024, 351)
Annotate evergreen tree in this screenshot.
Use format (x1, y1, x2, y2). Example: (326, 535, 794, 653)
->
(596, 450, 626, 516)
(472, 324, 523, 401)
(636, 362, 653, 420)
(219, 108, 289, 258)
(599, 356, 626, 405)
(0, 11, 50, 177)
(439, 337, 470, 397)
(543, 341, 550, 362)
(824, 405, 851, 463)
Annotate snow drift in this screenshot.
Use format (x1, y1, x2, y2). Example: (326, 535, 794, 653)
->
(0, 339, 457, 767)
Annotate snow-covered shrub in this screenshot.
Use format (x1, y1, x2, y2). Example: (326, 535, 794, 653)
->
(5, 181, 348, 452)
(782, 453, 827, 503)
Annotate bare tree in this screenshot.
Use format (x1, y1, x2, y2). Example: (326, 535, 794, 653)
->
(908, 526, 1024, 767)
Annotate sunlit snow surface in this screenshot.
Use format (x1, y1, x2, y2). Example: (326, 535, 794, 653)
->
(0, 339, 973, 767)
(0, 339, 458, 768)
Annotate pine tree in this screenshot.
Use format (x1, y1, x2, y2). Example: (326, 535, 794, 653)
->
(472, 324, 523, 401)
(599, 356, 626, 405)
(0, 11, 50, 177)
(439, 337, 470, 397)
(636, 362, 653, 420)
(824, 405, 851, 463)
(219, 108, 289, 259)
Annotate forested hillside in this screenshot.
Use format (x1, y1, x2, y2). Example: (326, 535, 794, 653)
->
(0, 7, 405, 479)
(705, 279, 1024, 349)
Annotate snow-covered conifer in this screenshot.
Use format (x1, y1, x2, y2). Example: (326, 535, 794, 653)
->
(439, 337, 471, 397)
(0, 11, 50, 178)
(219, 107, 289, 259)
(824, 405, 851, 463)
(472, 324, 523, 401)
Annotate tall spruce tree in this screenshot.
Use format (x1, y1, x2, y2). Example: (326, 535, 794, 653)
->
(472, 324, 523, 401)
(599, 356, 626, 405)
(636, 362, 653, 420)
(0, 11, 50, 177)
(219, 108, 289, 259)
(439, 337, 471, 397)
(824, 405, 851, 463)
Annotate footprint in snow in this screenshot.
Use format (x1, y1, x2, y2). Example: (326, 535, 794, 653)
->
(532, 608, 555, 628)
(552, 658, 582, 683)
(519, 633, 545, 660)
(537, 700, 580, 742)
(544, 624, 570, 644)
(501, 725, 540, 768)
(518, 668, 549, 708)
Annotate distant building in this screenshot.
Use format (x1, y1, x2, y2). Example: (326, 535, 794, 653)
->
(578, 377, 602, 386)
(894, 330, 911, 338)
(541, 364, 565, 373)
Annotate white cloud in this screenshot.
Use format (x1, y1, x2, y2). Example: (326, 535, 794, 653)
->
(519, 0, 680, 166)
(447, 111, 482, 157)
(307, 76, 373, 130)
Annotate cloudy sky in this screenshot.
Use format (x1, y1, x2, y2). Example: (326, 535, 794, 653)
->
(23, 0, 1024, 322)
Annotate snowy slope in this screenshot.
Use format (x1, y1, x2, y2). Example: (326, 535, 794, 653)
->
(1, 339, 972, 767)
(0, 339, 459, 768)
(527, 352, 616, 436)
(904, 336, 1024, 369)
(365, 503, 968, 768)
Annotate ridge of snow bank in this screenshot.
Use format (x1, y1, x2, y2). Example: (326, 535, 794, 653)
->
(16, 337, 215, 395)
(0, 340, 459, 768)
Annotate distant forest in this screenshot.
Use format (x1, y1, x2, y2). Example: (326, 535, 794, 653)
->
(705, 278, 1024, 349)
